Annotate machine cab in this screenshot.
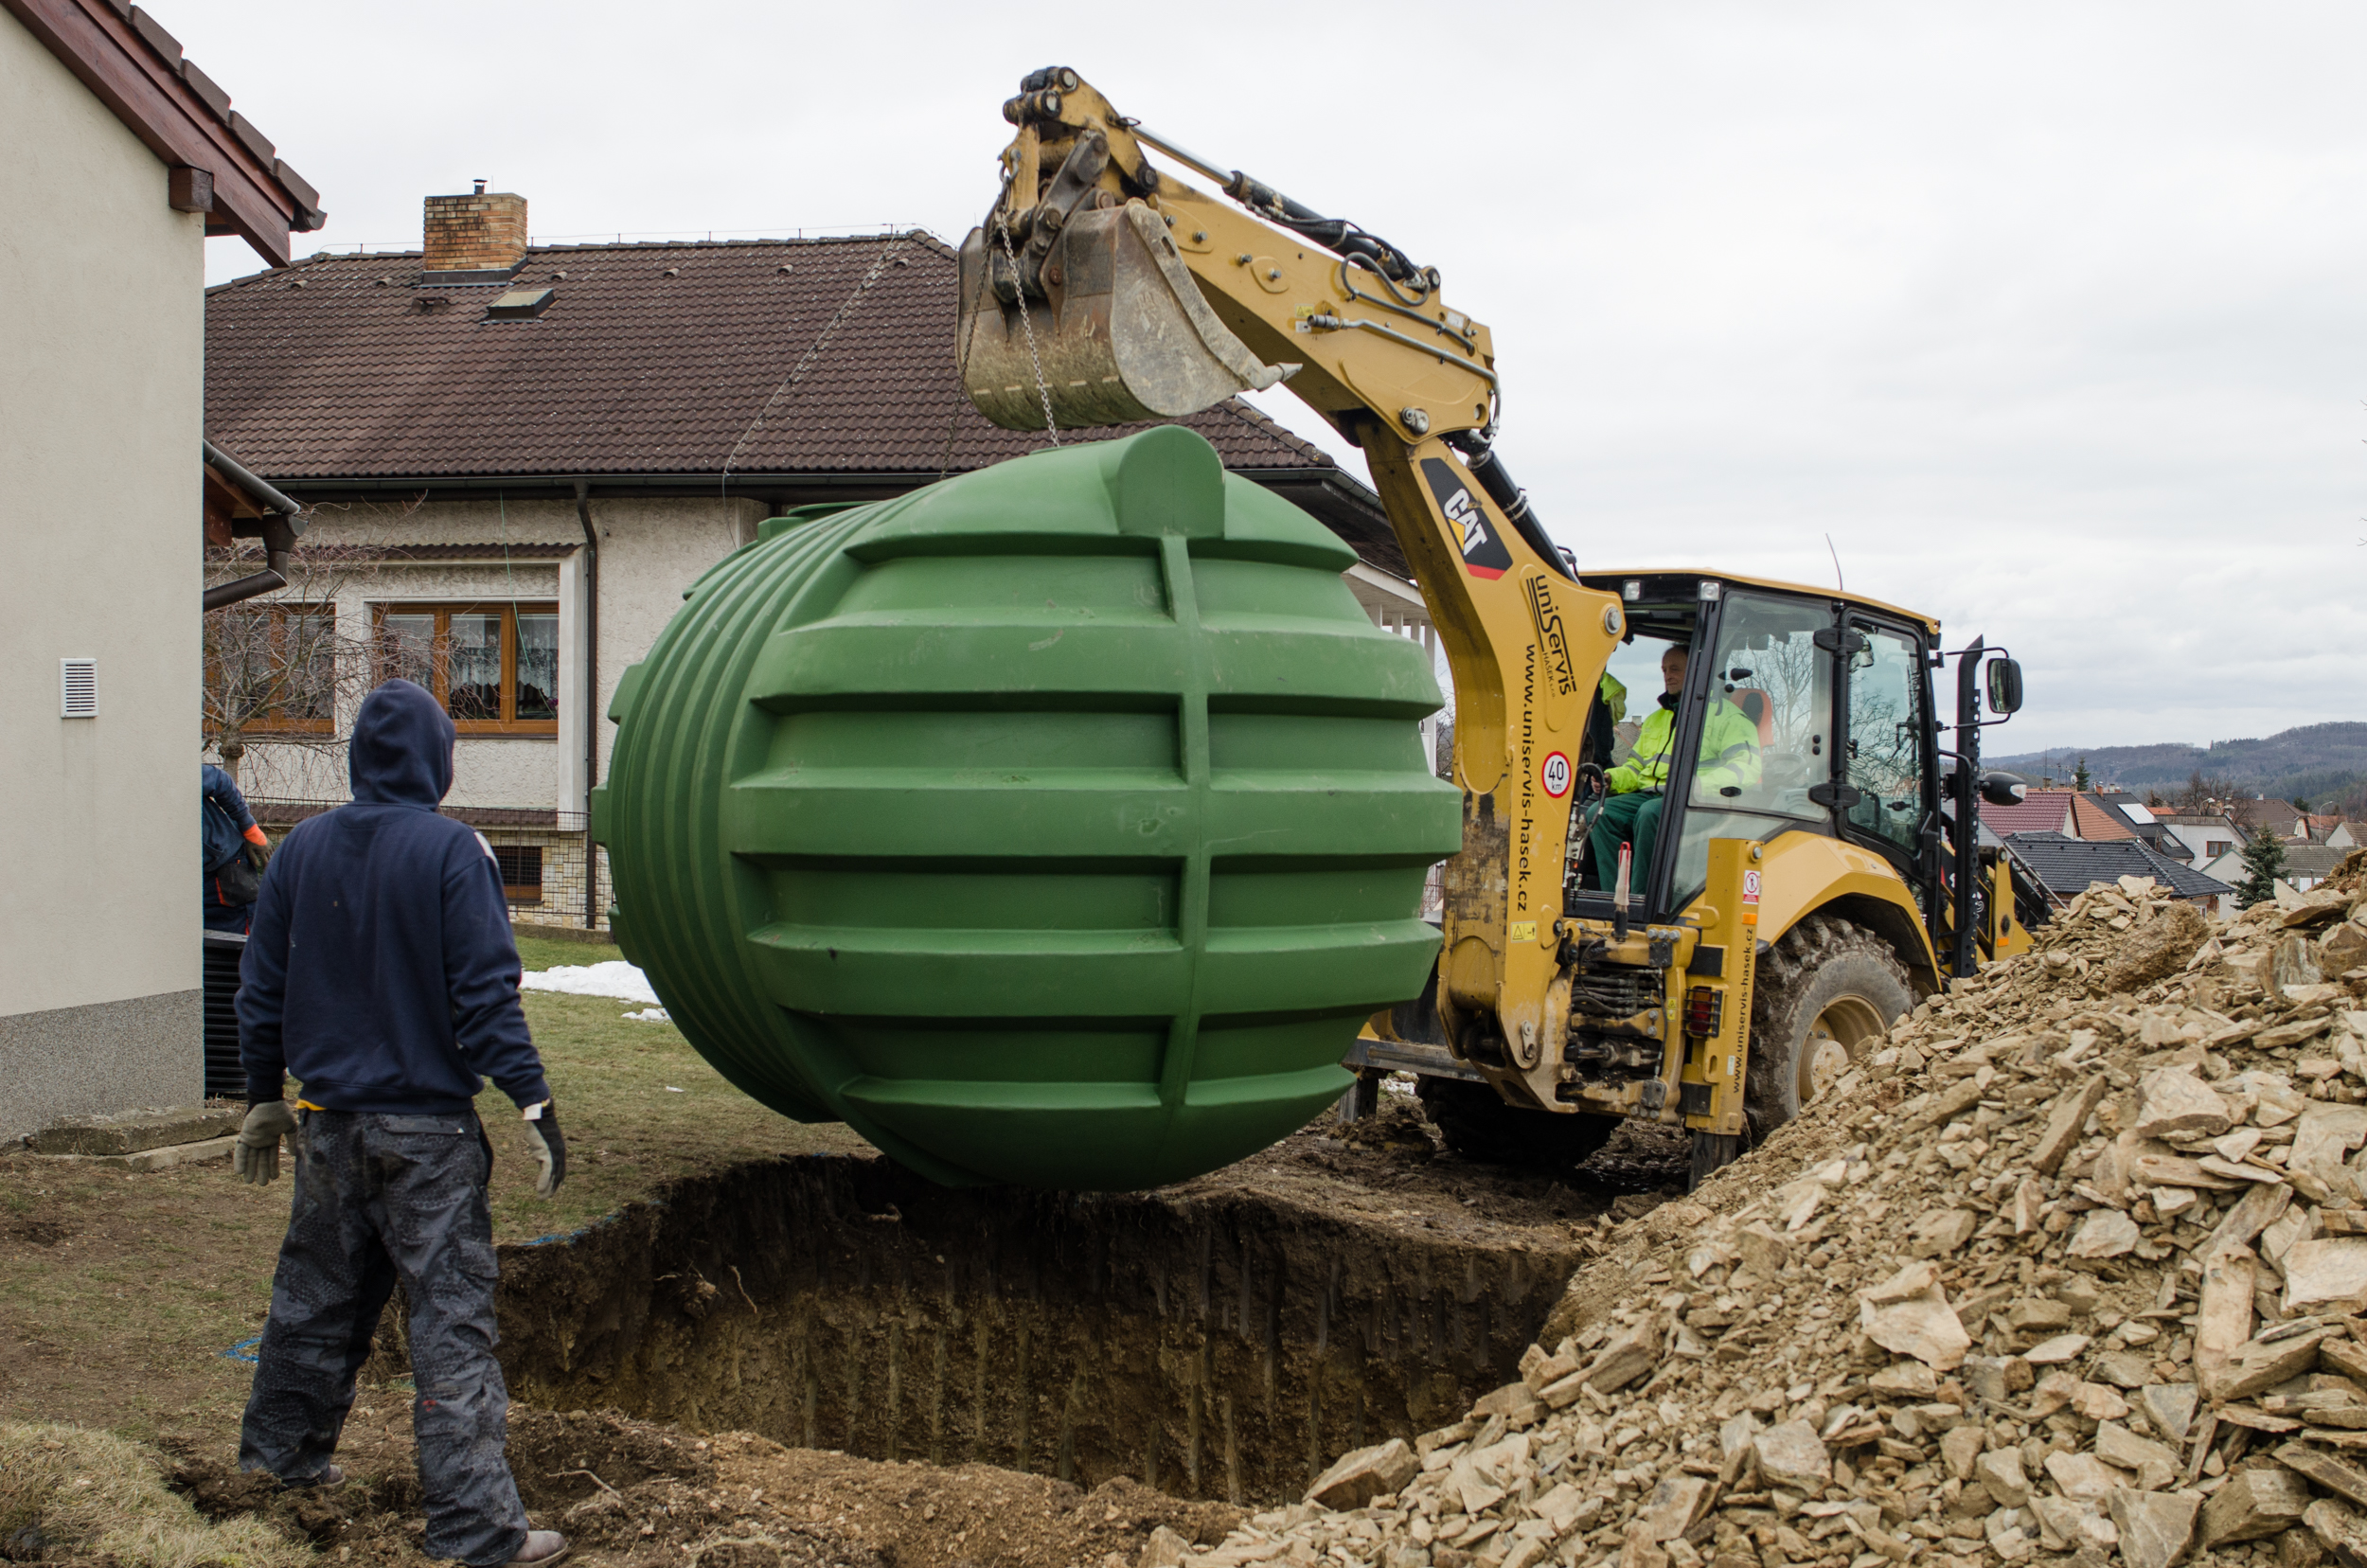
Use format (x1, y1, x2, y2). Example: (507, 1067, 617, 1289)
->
(1565, 573, 1945, 929)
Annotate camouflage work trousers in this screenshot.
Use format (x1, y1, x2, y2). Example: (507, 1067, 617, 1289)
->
(240, 1110, 529, 1565)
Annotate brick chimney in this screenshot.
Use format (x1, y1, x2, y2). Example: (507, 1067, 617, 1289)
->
(422, 181, 527, 275)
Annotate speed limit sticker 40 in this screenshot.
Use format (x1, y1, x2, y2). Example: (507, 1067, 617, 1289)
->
(1540, 751, 1573, 798)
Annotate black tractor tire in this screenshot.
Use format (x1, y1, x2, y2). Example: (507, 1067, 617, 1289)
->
(1415, 1076, 1618, 1168)
(1746, 916, 1914, 1140)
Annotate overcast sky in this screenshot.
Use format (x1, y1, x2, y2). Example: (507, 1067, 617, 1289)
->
(183, 1, 2364, 756)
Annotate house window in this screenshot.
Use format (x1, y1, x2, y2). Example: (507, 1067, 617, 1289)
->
(492, 845, 543, 902)
(205, 603, 338, 736)
(2206, 840, 2232, 859)
(371, 603, 559, 734)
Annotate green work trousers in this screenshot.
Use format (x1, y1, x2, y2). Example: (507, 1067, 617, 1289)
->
(1589, 791, 1663, 893)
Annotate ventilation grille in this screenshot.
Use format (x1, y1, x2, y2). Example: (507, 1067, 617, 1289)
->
(59, 658, 97, 719)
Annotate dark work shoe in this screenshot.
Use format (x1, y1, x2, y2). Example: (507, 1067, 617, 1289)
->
(286, 1464, 344, 1489)
(507, 1531, 568, 1564)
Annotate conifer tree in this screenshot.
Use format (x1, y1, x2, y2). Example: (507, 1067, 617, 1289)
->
(2237, 823, 2289, 909)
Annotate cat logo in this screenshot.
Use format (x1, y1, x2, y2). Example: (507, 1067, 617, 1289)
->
(1420, 457, 1513, 579)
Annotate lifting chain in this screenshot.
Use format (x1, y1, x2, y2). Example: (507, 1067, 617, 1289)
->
(994, 215, 1061, 446)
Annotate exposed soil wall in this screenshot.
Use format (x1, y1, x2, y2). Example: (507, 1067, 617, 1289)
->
(480, 1153, 1591, 1506)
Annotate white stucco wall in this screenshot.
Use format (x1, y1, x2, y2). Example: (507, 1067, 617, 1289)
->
(586, 497, 761, 793)
(236, 499, 762, 812)
(2161, 819, 2242, 867)
(1, 10, 205, 1021)
(252, 498, 1436, 818)
(227, 556, 569, 810)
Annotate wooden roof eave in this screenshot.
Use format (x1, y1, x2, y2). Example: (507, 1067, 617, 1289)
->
(3, 0, 310, 267)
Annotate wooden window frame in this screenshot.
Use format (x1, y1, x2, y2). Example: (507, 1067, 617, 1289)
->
(492, 844, 544, 903)
(371, 602, 561, 736)
(208, 602, 339, 737)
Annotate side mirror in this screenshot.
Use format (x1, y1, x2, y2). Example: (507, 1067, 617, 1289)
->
(1981, 770, 2027, 808)
(1984, 657, 2023, 715)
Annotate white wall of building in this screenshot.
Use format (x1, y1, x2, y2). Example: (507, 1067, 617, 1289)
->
(234, 500, 1439, 826)
(233, 499, 763, 812)
(2162, 818, 2243, 868)
(585, 496, 761, 796)
(1, 9, 206, 1127)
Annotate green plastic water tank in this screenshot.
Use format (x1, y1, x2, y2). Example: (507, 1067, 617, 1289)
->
(591, 427, 1459, 1189)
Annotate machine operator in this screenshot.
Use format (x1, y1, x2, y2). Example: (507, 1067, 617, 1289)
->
(1587, 645, 1762, 891)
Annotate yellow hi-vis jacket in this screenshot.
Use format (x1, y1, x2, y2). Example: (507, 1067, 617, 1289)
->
(1608, 697, 1762, 794)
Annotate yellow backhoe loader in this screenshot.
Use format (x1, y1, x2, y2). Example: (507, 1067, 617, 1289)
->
(958, 68, 2041, 1182)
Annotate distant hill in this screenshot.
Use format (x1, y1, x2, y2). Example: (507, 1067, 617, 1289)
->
(1990, 722, 2367, 803)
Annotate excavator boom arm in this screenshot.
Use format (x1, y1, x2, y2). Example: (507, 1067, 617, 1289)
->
(962, 68, 1627, 1096)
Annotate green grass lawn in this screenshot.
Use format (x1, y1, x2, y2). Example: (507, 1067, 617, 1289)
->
(487, 934, 872, 1239)
(0, 932, 869, 1442)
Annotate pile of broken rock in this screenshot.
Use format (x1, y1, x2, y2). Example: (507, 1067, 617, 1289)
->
(1158, 858, 2367, 1568)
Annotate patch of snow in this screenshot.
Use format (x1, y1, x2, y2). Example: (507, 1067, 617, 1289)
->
(520, 960, 659, 1006)
(621, 1007, 672, 1024)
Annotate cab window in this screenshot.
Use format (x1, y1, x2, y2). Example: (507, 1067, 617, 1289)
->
(1588, 631, 1685, 774)
(1664, 591, 1839, 908)
(1842, 624, 1928, 860)
(1686, 593, 1835, 819)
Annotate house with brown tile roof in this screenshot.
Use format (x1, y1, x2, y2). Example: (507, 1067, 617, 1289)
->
(4, 0, 320, 1137)
(2231, 796, 2308, 842)
(2065, 794, 2138, 843)
(202, 190, 1435, 927)
(1979, 788, 2075, 839)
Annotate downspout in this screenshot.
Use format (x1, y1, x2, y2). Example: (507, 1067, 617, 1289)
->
(203, 439, 308, 611)
(574, 480, 600, 930)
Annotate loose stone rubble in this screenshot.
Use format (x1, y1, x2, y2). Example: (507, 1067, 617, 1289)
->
(1163, 855, 2367, 1568)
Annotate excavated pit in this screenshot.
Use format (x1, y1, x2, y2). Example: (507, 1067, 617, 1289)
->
(481, 1151, 1598, 1507)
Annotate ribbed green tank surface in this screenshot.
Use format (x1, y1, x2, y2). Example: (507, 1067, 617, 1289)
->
(591, 426, 1460, 1189)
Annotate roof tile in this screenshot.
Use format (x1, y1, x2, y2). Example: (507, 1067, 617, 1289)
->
(204, 233, 1337, 483)
(2067, 796, 2136, 841)
(1979, 789, 2074, 838)
(2003, 831, 2228, 902)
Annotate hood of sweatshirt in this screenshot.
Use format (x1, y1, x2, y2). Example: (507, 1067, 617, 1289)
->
(349, 680, 455, 807)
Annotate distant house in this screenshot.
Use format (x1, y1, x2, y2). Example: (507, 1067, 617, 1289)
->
(4, 0, 320, 1138)
(2200, 841, 2348, 898)
(2068, 793, 2139, 843)
(2090, 792, 2188, 856)
(1981, 788, 2169, 847)
(2231, 797, 2308, 843)
(2325, 822, 2367, 850)
(1981, 788, 2078, 839)
(2006, 831, 2234, 916)
(203, 188, 1433, 930)
(2155, 811, 2245, 869)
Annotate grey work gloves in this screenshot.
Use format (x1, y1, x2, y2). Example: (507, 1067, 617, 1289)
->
(234, 1099, 299, 1185)
(522, 1100, 567, 1199)
(235, 1097, 566, 1199)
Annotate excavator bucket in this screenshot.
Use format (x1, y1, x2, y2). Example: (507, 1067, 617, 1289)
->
(959, 201, 1293, 432)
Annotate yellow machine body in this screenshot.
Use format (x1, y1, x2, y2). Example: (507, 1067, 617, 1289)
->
(963, 68, 2034, 1163)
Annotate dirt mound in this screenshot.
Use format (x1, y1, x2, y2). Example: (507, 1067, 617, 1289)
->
(169, 1404, 1240, 1568)
(1161, 860, 2367, 1568)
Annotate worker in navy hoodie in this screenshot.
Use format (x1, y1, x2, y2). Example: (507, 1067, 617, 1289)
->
(232, 679, 568, 1567)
